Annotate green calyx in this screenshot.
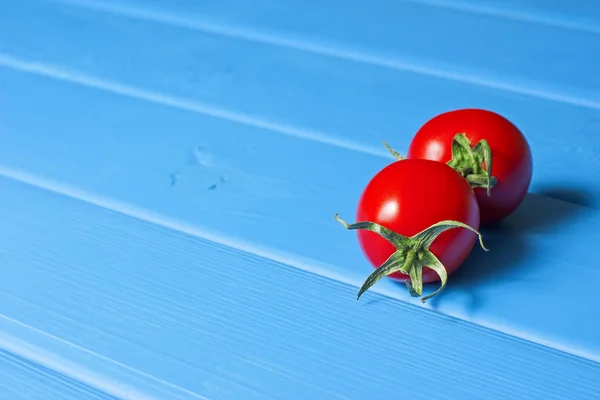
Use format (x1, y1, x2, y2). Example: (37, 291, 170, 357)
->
(446, 133, 497, 196)
(382, 141, 405, 160)
(335, 214, 488, 303)
(382, 135, 497, 196)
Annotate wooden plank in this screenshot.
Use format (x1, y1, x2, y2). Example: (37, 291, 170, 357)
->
(1, 176, 599, 400)
(395, 0, 600, 34)
(0, 69, 599, 364)
(1, 0, 599, 208)
(0, 350, 118, 400)
(1, 0, 599, 397)
(48, 0, 600, 105)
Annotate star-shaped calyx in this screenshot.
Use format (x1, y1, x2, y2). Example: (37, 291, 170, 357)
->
(334, 215, 487, 303)
(383, 134, 497, 195)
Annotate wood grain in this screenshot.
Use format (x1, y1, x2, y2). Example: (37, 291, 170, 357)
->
(1, 0, 599, 398)
(1, 177, 599, 399)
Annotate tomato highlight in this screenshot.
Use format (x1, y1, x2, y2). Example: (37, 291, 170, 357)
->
(334, 108, 530, 302)
(335, 158, 487, 302)
(407, 108, 533, 225)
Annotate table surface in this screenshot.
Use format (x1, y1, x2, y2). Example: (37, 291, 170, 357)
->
(1, 0, 600, 399)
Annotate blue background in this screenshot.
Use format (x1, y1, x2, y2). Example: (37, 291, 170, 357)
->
(1, 0, 599, 398)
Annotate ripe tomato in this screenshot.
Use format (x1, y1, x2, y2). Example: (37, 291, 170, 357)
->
(407, 108, 533, 225)
(335, 158, 485, 302)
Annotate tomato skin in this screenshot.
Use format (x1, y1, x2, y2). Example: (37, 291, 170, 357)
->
(407, 108, 533, 225)
(356, 159, 480, 283)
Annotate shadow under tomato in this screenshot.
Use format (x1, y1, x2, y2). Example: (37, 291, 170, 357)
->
(535, 186, 595, 209)
(423, 188, 588, 310)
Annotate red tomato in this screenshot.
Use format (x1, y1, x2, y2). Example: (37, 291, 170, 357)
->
(407, 108, 533, 225)
(347, 158, 481, 300)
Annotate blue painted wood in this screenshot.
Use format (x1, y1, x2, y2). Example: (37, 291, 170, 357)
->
(397, 0, 600, 34)
(50, 0, 600, 106)
(1, 0, 599, 398)
(2, 0, 599, 208)
(3, 64, 600, 359)
(2, 0, 600, 355)
(0, 350, 118, 400)
(1, 178, 599, 399)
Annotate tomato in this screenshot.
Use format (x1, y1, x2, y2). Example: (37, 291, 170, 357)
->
(406, 108, 533, 225)
(335, 158, 485, 302)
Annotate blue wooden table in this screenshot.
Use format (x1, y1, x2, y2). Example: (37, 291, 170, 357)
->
(1, 0, 599, 399)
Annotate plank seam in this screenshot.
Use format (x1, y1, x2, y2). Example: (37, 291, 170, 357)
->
(398, 0, 600, 35)
(0, 315, 210, 400)
(1, 165, 599, 365)
(48, 0, 600, 110)
(0, 349, 118, 400)
(0, 53, 596, 211)
(0, 53, 392, 159)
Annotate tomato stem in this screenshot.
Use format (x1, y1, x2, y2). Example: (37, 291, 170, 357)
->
(383, 136, 497, 195)
(447, 133, 497, 196)
(382, 141, 405, 160)
(334, 214, 488, 303)
(403, 249, 420, 295)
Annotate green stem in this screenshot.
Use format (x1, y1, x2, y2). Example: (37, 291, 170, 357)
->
(335, 214, 488, 303)
(404, 249, 421, 295)
(466, 174, 497, 189)
(381, 137, 496, 196)
(382, 141, 405, 160)
(447, 133, 497, 196)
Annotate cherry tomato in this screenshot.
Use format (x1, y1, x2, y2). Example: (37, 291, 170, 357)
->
(353, 159, 480, 289)
(407, 108, 533, 225)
